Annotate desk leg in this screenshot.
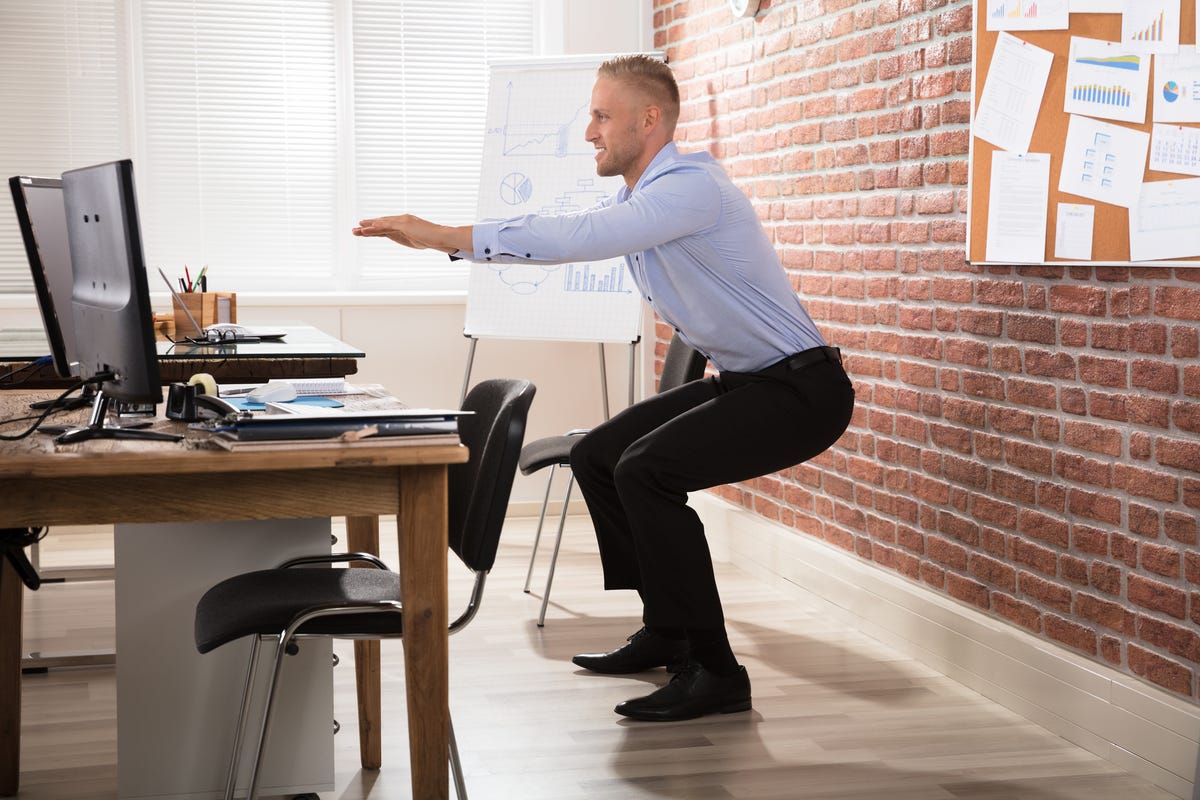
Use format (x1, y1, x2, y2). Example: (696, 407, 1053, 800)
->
(0, 556, 23, 796)
(346, 515, 382, 771)
(398, 465, 450, 800)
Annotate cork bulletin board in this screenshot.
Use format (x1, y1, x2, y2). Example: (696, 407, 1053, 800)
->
(968, 1, 1200, 266)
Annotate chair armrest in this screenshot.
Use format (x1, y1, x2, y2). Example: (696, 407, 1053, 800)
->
(564, 428, 590, 436)
(277, 552, 391, 570)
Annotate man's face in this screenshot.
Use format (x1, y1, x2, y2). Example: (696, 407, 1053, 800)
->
(586, 77, 645, 180)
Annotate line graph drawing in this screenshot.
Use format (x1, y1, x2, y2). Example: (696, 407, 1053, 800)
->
(489, 82, 592, 159)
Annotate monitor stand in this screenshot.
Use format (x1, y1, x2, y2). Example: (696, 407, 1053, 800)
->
(55, 390, 182, 444)
(30, 382, 97, 412)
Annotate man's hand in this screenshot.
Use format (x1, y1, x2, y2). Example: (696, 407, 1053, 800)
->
(352, 215, 472, 255)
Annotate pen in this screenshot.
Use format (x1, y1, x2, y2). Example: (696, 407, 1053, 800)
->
(179, 278, 187, 293)
(196, 265, 207, 292)
(185, 266, 193, 292)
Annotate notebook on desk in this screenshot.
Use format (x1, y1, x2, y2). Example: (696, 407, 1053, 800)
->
(198, 402, 468, 443)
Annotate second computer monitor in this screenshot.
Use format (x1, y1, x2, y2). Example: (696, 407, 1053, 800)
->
(8, 175, 79, 379)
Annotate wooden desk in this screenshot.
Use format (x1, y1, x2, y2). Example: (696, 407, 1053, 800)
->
(0, 392, 468, 799)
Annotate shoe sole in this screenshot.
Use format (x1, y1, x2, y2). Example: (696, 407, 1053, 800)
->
(614, 697, 752, 722)
(572, 656, 688, 675)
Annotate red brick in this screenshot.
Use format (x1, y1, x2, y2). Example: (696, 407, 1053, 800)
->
(1076, 592, 1135, 634)
(1128, 574, 1187, 619)
(1141, 542, 1182, 579)
(1067, 489, 1121, 525)
(1157, 436, 1200, 475)
(1089, 561, 1122, 595)
(1139, 616, 1200, 662)
(969, 553, 1016, 592)
(1128, 644, 1194, 697)
(993, 592, 1041, 632)
(1100, 635, 1122, 665)
(1044, 613, 1098, 655)
(1018, 571, 1072, 613)
(946, 572, 989, 609)
(1166, 510, 1195, 546)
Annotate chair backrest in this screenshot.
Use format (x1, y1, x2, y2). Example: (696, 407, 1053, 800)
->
(658, 332, 708, 394)
(448, 378, 536, 573)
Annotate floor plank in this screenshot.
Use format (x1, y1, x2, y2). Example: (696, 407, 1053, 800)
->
(17, 516, 1179, 799)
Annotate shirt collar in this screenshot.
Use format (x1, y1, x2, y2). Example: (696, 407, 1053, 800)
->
(618, 141, 680, 201)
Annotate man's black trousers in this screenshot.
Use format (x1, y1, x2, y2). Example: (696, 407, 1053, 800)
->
(570, 350, 855, 631)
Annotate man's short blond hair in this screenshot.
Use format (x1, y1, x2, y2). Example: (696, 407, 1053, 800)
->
(597, 55, 680, 132)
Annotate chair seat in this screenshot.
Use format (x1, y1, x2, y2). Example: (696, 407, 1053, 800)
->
(195, 567, 402, 654)
(518, 434, 576, 475)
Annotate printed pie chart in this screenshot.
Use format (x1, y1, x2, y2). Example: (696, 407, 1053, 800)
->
(1163, 80, 1181, 103)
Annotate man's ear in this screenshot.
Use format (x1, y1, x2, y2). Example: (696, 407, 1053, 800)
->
(642, 103, 662, 134)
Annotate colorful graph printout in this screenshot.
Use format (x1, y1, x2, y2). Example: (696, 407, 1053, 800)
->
(1063, 36, 1150, 124)
(986, 0, 1069, 31)
(1154, 47, 1200, 122)
(1121, 0, 1181, 55)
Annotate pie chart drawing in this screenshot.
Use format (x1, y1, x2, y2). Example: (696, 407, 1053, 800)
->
(1163, 80, 1181, 103)
(500, 172, 534, 205)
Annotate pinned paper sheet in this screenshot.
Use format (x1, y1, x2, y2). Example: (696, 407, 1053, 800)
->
(1059, 115, 1150, 208)
(987, 151, 1050, 263)
(1055, 203, 1095, 260)
(985, 0, 1068, 32)
(1121, 0, 1180, 56)
(1064, 36, 1150, 125)
(1149, 124, 1200, 176)
(1129, 178, 1200, 261)
(975, 33, 1054, 153)
(1153, 47, 1200, 123)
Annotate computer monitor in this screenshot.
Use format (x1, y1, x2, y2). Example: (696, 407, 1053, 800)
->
(56, 159, 178, 444)
(8, 175, 79, 379)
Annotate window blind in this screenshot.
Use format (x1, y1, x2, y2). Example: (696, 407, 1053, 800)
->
(0, 0, 125, 293)
(136, 0, 340, 292)
(351, 0, 536, 289)
(0, 0, 536, 296)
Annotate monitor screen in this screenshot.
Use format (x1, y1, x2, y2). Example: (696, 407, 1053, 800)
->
(60, 159, 164, 408)
(8, 175, 79, 378)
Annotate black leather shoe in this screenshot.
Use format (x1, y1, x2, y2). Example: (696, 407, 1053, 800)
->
(614, 661, 751, 722)
(572, 627, 689, 674)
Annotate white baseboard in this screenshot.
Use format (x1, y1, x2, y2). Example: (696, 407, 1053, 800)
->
(693, 492, 1200, 800)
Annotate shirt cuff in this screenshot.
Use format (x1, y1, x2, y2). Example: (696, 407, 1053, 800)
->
(471, 220, 501, 262)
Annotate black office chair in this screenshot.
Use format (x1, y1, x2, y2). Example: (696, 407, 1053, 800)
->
(194, 378, 536, 800)
(519, 333, 707, 626)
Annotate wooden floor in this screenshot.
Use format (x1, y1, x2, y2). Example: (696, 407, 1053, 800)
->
(16, 516, 1179, 800)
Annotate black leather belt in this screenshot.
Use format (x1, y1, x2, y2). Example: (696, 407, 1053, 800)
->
(750, 346, 842, 380)
(779, 346, 841, 372)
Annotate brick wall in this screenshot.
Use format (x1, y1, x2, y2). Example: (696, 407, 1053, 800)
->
(653, 0, 1200, 703)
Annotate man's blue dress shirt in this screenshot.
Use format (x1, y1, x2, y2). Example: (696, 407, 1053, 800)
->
(466, 142, 826, 373)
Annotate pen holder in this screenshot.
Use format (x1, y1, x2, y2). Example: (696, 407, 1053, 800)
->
(172, 292, 237, 336)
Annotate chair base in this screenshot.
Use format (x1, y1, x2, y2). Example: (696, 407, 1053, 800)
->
(524, 467, 575, 627)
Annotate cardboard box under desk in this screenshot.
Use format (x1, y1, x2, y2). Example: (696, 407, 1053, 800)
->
(172, 292, 236, 335)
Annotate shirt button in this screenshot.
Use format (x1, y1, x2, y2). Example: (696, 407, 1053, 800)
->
(484, 247, 491, 254)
